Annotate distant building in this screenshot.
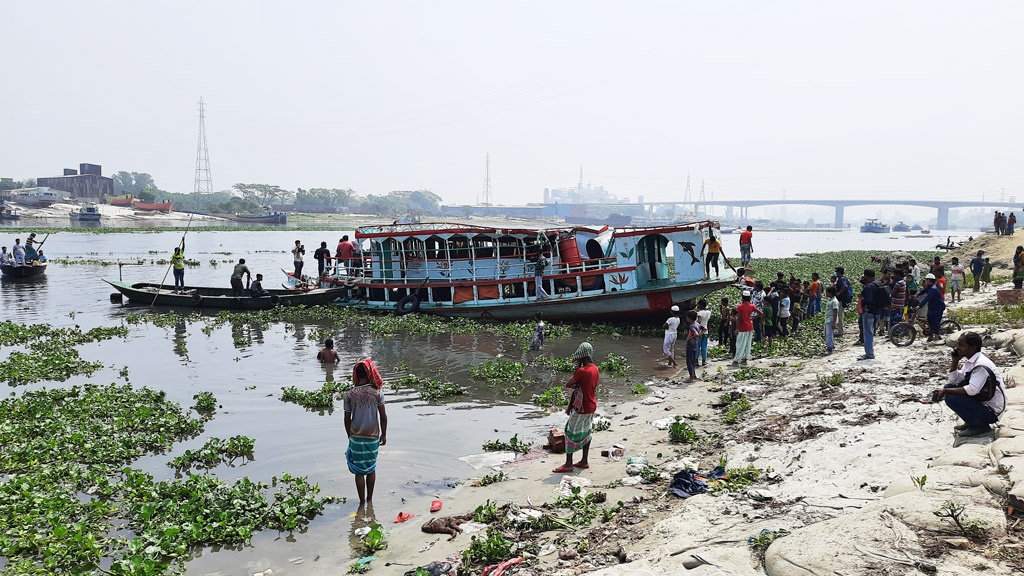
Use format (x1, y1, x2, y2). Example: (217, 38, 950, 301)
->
(37, 163, 114, 200)
(544, 183, 623, 204)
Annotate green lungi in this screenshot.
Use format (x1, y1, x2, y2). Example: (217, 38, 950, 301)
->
(346, 437, 380, 476)
(564, 411, 594, 454)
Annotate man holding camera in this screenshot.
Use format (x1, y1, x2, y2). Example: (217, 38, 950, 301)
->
(292, 239, 305, 279)
(932, 332, 1007, 437)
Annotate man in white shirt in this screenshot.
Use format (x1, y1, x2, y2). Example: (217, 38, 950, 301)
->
(662, 305, 680, 367)
(932, 331, 1007, 437)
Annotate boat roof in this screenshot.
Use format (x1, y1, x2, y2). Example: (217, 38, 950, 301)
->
(355, 220, 719, 240)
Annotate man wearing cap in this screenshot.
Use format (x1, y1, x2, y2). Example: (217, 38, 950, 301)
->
(732, 291, 760, 366)
(917, 273, 946, 342)
(662, 306, 681, 367)
(969, 250, 985, 293)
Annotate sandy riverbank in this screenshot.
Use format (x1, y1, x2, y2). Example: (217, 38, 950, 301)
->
(299, 276, 1024, 576)
(9, 202, 225, 222)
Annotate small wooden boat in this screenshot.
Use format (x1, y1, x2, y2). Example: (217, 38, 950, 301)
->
(104, 279, 348, 309)
(70, 203, 102, 222)
(105, 194, 133, 207)
(132, 200, 173, 211)
(1, 262, 47, 279)
(0, 204, 20, 220)
(235, 211, 287, 224)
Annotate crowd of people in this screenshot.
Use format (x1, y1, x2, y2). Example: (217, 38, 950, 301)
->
(993, 211, 1016, 235)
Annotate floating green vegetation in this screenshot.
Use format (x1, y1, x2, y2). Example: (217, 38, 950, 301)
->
(280, 381, 354, 410)
(470, 358, 525, 382)
(532, 386, 567, 408)
(167, 436, 256, 472)
(0, 384, 338, 575)
(482, 434, 533, 453)
(598, 352, 631, 376)
(0, 322, 128, 385)
(537, 354, 574, 372)
(395, 374, 467, 401)
(0, 383, 205, 472)
(192, 391, 217, 414)
(462, 528, 515, 568)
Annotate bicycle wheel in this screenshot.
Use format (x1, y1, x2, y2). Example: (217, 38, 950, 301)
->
(939, 319, 962, 335)
(889, 322, 916, 347)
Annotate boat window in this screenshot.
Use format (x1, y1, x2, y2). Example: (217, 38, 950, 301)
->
(472, 235, 496, 259)
(402, 238, 425, 260)
(449, 235, 470, 259)
(498, 236, 521, 258)
(425, 236, 447, 260)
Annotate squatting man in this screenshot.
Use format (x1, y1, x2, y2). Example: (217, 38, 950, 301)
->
(931, 331, 1007, 438)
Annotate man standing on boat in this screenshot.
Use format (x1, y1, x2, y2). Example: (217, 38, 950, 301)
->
(11, 239, 25, 266)
(739, 226, 753, 267)
(171, 241, 186, 294)
(701, 230, 723, 279)
(0, 247, 10, 266)
(292, 240, 305, 279)
(314, 241, 331, 278)
(534, 250, 549, 300)
(337, 235, 355, 275)
(231, 258, 252, 296)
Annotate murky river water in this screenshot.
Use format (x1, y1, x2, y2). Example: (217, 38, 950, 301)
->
(0, 226, 671, 574)
(0, 223, 975, 573)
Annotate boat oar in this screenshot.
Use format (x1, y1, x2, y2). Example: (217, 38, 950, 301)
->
(151, 215, 193, 306)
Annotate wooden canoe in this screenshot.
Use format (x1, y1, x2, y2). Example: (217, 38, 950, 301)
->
(104, 280, 347, 309)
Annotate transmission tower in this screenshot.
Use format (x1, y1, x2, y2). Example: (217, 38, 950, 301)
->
(193, 97, 213, 195)
(482, 153, 492, 206)
(576, 165, 584, 203)
(683, 173, 692, 203)
(699, 179, 706, 202)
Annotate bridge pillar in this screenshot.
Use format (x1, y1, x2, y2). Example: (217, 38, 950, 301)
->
(834, 205, 844, 229)
(937, 207, 949, 230)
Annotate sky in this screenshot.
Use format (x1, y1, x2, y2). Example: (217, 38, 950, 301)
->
(2, 1, 1023, 207)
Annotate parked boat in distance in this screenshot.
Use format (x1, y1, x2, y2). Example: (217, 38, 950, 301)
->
(892, 221, 912, 232)
(296, 220, 735, 321)
(0, 204, 21, 220)
(8, 187, 62, 207)
(860, 219, 890, 233)
(70, 202, 102, 222)
(921, 229, 931, 234)
(104, 280, 347, 309)
(104, 193, 134, 207)
(132, 199, 173, 211)
(234, 210, 287, 224)
(911, 224, 923, 231)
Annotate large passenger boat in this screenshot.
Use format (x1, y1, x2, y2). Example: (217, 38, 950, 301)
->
(294, 220, 734, 321)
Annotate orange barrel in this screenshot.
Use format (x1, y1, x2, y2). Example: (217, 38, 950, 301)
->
(558, 235, 582, 264)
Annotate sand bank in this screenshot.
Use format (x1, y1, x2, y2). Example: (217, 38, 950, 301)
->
(307, 278, 1023, 576)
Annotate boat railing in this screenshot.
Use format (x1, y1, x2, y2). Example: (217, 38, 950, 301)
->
(322, 254, 620, 284)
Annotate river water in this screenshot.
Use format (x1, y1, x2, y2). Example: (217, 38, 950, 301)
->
(0, 224, 975, 573)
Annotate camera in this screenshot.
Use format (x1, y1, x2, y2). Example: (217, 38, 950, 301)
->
(299, 245, 305, 254)
(930, 391, 941, 403)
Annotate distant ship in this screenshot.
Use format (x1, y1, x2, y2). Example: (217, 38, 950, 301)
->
(911, 224, 923, 231)
(892, 221, 912, 232)
(860, 219, 890, 233)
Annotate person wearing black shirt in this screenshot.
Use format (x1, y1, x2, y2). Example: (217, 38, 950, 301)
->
(313, 241, 331, 277)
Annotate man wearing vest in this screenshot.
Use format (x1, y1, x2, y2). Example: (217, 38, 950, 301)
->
(932, 332, 1007, 437)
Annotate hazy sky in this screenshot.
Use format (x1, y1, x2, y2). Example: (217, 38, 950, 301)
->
(3, 1, 1022, 206)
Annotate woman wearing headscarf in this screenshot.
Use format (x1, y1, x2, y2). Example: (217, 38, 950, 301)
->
(344, 359, 388, 505)
(1013, 246, 1024, 290)
(553, 343, 600, 473)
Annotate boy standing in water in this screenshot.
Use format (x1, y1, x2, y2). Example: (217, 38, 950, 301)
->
(344, 359, 388, 505)
(317, 338, 340, 364)
(530, 312, 545, 350)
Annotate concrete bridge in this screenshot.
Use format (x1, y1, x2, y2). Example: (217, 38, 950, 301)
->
(640, 199, 1018, 229)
